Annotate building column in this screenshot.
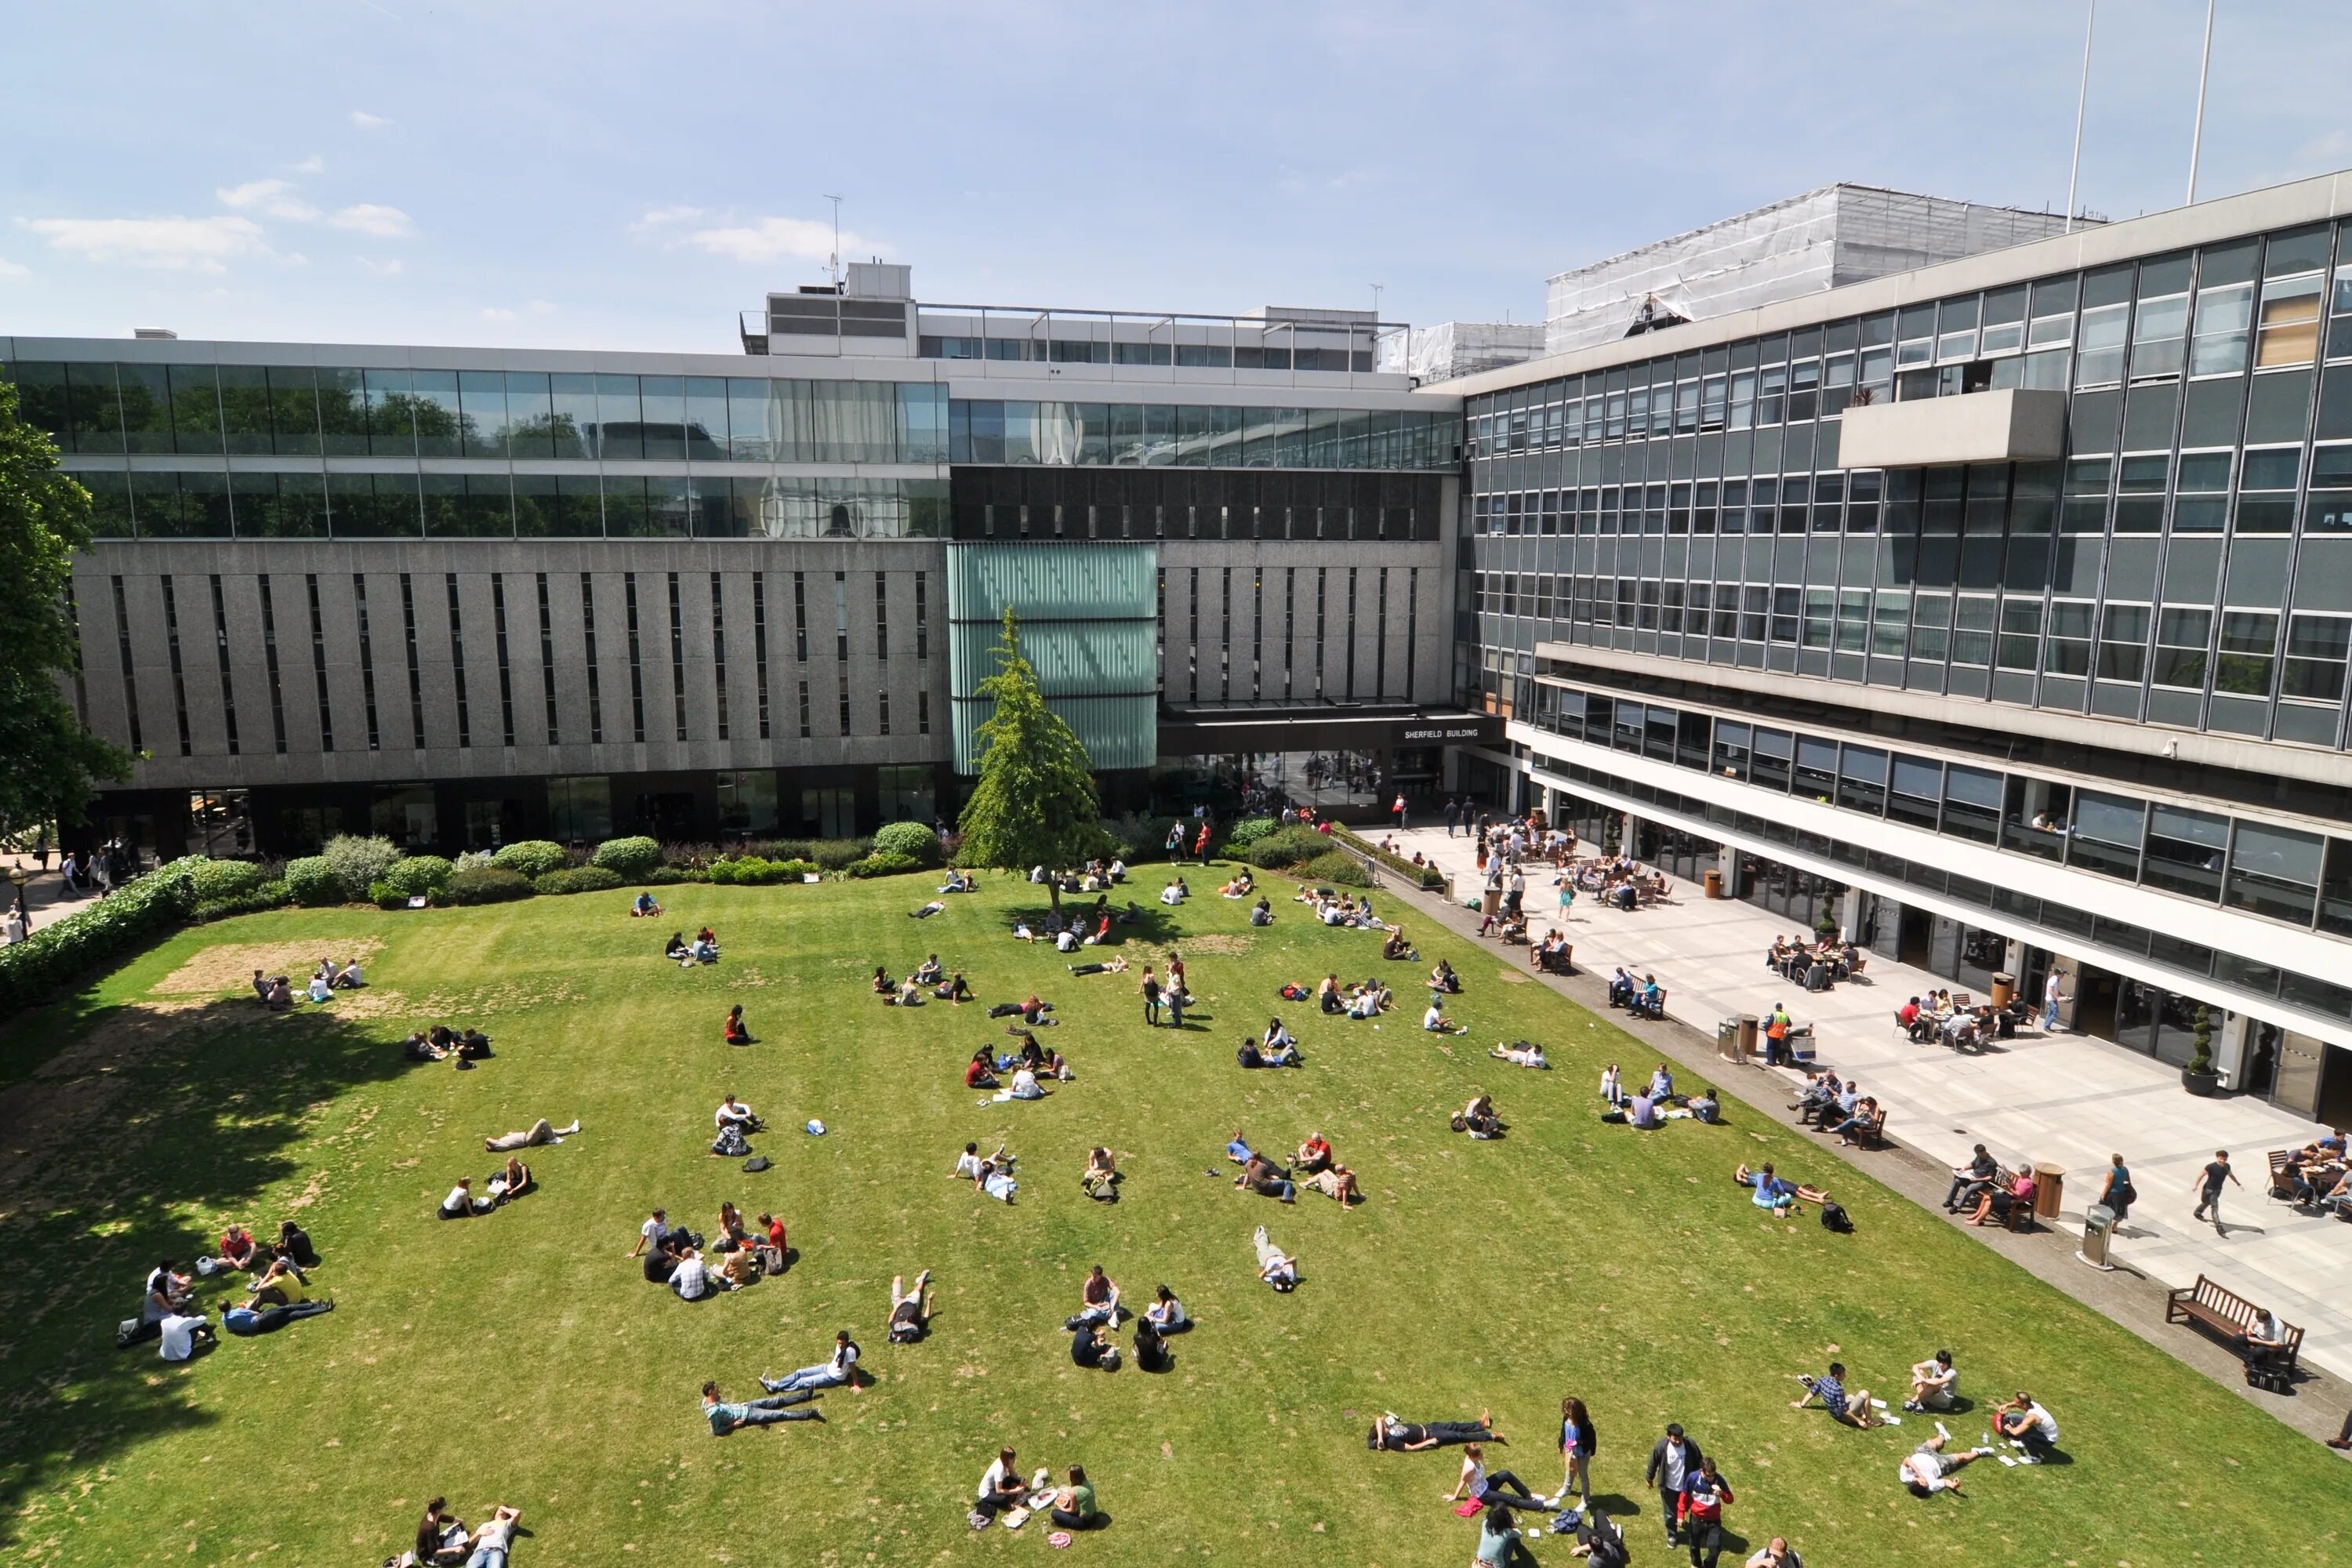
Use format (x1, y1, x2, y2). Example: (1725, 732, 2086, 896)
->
(2215, 1011, 2251, 1087)
(1836, 887, 1863, 943)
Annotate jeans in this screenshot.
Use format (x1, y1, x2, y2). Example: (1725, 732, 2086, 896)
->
(1684, 1519, 1724, 1568)
(463, 1548, 506, 1568)
(1417, 1421, 1491, 1446)
(1944, 1175, 1987, 1208)
(1657, 1486, 1682, 1540)
(1168, 994, 1185, 1027)
(2194, 1187, 2225, 1229)
(2044, 999, 2060, 1030)
(1050, 1508, 1102, 1530)
(1476, 1469, 1545, 1509)
(1269, 1180, 1297, 1201)
(1144, 996, 1161, 1025)
(764, 1363, 847, 1394)
(737, 1389, 821, 1426)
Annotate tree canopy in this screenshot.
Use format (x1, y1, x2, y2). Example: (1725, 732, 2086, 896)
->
(954, 608, 1101, 907)
(0, 380, 130, 838)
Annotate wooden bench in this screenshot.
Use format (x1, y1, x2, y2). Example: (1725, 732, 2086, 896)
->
(2165, 1274, 2303, 1371)
(1990, 1167, 2038, 1232)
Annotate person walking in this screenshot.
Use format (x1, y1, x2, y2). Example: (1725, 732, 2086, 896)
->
(1141, 966, 1163, 1027)
(1555, 1396, 1596, 1508)
(1643, 1422, 1701, 1550)
(2095, 1152, 2135, 1225)
(1446, 797, 1460, 838)
(1557, 877, 1576, 922)
(2042, 967, 2068, 1033)
(1392, 792, 1408, 832)
(2190, 1149, 2241, 1235)
(1678, 1454, 1734, 1568)
(1166, 822, 1186, 864)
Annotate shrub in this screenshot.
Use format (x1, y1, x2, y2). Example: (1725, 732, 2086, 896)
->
(0, 858, 200, 1018)
(187, 857, 270, 903)
(644, 865, 691, 886)
(320, 834, 401, 901)
(534, 866, 623, 896)
(368, 882, 411, 911)
(710, 856, 817, 886)
(1098, 811, 1181, 863)
(1222, 816, 1279, 848)
(490, 840, 572, 878)
(809, 837, 873, 871)
(194, 878, 290, 923)
(380, 855, 454, 897)
(872, 820, 941, 866)
(1303, 849, 1373, 887)
(1245, 826, 1332, 871)
(591, 836, 662, 879)
(284, 856, 344, 906)
(844, 851, 921, 879)
(442, 866, 534, 905)
(1330, 826, 1450, 891)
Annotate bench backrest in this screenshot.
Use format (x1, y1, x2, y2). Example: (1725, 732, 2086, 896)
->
(2190, 1275, 2257, 1325)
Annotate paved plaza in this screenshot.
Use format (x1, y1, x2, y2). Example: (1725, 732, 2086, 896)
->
(1385, 824, 2352, 1382)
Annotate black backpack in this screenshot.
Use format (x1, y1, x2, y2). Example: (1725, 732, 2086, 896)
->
(1820, 1200, 1854, 1233)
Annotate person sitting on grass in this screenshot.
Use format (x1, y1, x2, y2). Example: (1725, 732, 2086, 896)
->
(715, 1094, 759, 1134)
(1075, 1265, 1121, 1327)
(1490, 1040, 1549, 1069)
(1735, 1162, 1817, 1217)
(1444, 1439, 1551, 1513)
(1454, 1094, 1504, 1139)
(716, 1200, 751, 1250)
(1070, 1317, 1120, 1370)
(414, 1498, 469, 1566)
(666, 931, 689, 960)
(906, 953, 942, 987)
(702, 1379, 821, 1434)
(669, 1243, 717, 1300)
(1145, 1284, 1189, 1333)
(1302, 1163, 1362, 1207)
(1790, 1361, 1878, 1428)
(1367, 1408, 1497, 1450)
(1219, 870, 1253, 898)
(757, 1211, 787, 1271)
(1431, 959, 1463, 995)
(965, 1049, 1000, 1090)
(1134, 1312, 1173, 1371)
(1007, 1062, 1048, 1101)
(1904, 1351, 1958, 1412)
(723, 1005, 753, 1045)
(896, 974, 927, 1005)
(217, 1223, 260, 1272)
(871, 964, 895, 997)
(1082, 1146, 1121, 1203)
(1250, 895, 1275, 927)
(245, 1248, 314, 1308)
(1381, 927, 1416, 961)
(1226, 1128, 1258, 1165)
(886, 1268, 934, 1343)
(1236, 1152, 1297, 1203)
(1900, 1431, 1995, 1497)
(1626, 1089, 1661, 1130)
(485, 1156, 532, 1204)
(1254, 1225, 1299, 1290)
(761, 1330, 861, 1395)
(1687, 1085, 1721, 1123)
(685, 933, 717, 966)
(334, 957, 365, 989)
(1160, 877, 1188, 906)
(939, 867, 975, 894)
(439, 1178, 485, 1219)
(306, 970, 334, 1004)
(1475, 1500, 1523, 1568)
(1993, 1391, 2060, 1457)
(1294, 1131, 1333, 1174)
(632, 891, 662, 917)
(973, 1448, 1029, 1519)
(1317, 973, 1345, 1014)
(1049, 1465, 1105, 1530)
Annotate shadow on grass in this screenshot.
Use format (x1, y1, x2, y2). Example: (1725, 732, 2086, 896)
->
(0, 990, 419, 1550)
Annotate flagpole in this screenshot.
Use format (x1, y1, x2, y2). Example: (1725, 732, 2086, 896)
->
(2066, 0, 2096, 232)
(2187, 0, 2216, 205)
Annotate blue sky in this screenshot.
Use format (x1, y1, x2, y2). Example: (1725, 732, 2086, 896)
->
(6, 1, 2350, 353)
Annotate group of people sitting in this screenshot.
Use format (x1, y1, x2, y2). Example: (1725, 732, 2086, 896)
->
(401, 1024, 493, 1064)
(1606, 967, 1667, 1020)
(953, 1140, 1021, 1202)
(875, 956, 973, 1004)
(438, 1154, 535, 1218)
(2275, 1132, 2351, 1211)
(133, 1217, 332, 1360)
(1225, 1127, 1362, 1206)
(1791, 1072, 1881, 1146)
(1524, 927, 1572, 974)
(971, 1447, 1112, 1533)
(1058, 1265, 1182, 1377)
(633, 1203, 787, 1298)
(966, 1033, 1072, 1096)
(1565, 855, 1667, 910)
(251, 957, 364, 1011)
(1897, 990, 2016, 1049)
(1295, 885, 1385, 930)
(1029, 858, 1125, 895)
(665, 927, 720, 967)
(1308, 972, 1395, 1019)
(1451, 1094, 1505, 1140)
(1602, 1061, 1719, 1127)
(1939, 1145, 2041, 1226)
(1788, 1349, 2063, 1472)
(1235, 1017, 1302, 1069)
(409, 1499, 522, 1566)
(1736, 1160, 1831, 1218)
(1766, 933, 1865, 992)
(1158, 877, 1191, 906)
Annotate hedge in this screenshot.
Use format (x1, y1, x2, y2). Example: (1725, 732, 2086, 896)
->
(442, 866, 535, 905)
(1330, 826, 1450, 891)
(591, 836, 662, 879)
(809, 838, 873, 871)
(187, 858, 270, 903)
(284, 856, 343, 906)
(379, 855, 454, 897)
(871, 820, 941, 866)
(0, 858, 199, 1018)
(706, 856, 816, 886)
(194, 878, 291, 923)
(490, 840, 572, 878)
(534, 866, 624, 896)
(1244, 826, 1333, 871)
(844, 851, 921, 879)
(321, 834, 401, 900)
(1221, 816, 1279, 850)
(1303, 849, 1373, 887)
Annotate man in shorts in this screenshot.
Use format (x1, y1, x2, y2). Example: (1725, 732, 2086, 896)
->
(1899, 1432, 1994, 1497)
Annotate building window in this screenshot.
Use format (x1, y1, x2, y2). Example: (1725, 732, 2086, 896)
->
(834, 572, 851, 735)
(256, 575, 288, 754)
(913, 571, 928, 660)
(1155, 566, 1166, 679)
(110, 576, 143, 754)
(793, 570, 808, 662)
(875, 572, 889, 659)
(2096, 604, 2150, 683)
(1995, 598, 2042, 672)
(209, 575, 241, 756)
(2257, 272, 2324, 368)
(2216, 609, 2279, 697)
(354, 574, 383, 750)
(752, 572, 772, 739)
(917, 688, 931, 735)
(2190, 278, 2255, 376)
(1374, 566, 1390, 695)
(2283, 612, 2351, 704)
(1345, 566, 1359, 698)
(160, 575, 192, 757)
(2152, 607, 2212, 690)
(1219, 565, 1232, 700)
(667, 572, 688, 743)
(623, 572, 646, 743)
(878, 689, 891, 735)
(1281, 567, 1297, 700)
(580, 572, 604, 744)
(798, 677, 811, 740)
(1186, 566, 1199, 702)
(305, 574, 333, 753)
(490, 573, 516, 746)
(1250, 568, 1263, 702)
(710, 572, 730, 741)
(535, 572, 559, 743)
(444, 573, 470, 748)
(1314, 567, 1327, 699)
(2042, 599, 2093, 677)
(1405, 565, 1420, 697)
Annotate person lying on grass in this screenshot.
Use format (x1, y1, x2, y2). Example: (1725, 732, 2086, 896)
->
(761, 1330, 860, 1394)
(1254, 1225, 1299, 1290)
(703, 1379, 821, 1434)
(1490, 1041, 1548, 1069)
(1367, 1408, 1497, 1450)
(1301, 1163, 1362, 1207)
(1735, 1163, 1825, 1217)
(462, 1504, 521, 1568)
(1236, 1152, 1297, 1203)
(1791, 1361, 1879, 1428)
(1900, 1431, 1995, 1496)
(1067, 955, 1130, 978)
(887, 1269, 934, 1343)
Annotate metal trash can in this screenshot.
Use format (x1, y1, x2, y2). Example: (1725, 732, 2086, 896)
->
(2077, 1202, 2118, 1271)
(1704, 868, 1724, 899)
(1991, 971, 2016, 1008)
(1717, 1016, 1743, 1062)
(2034, 1163, 2066, 1218)
(1736, 1013, 1760, 1057)
(1482, 887, 1503, 917)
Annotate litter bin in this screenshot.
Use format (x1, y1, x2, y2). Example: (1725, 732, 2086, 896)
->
(2033, 1163, 2066, 1218)
(1482, 887, 1502, 917)
(1736, 1013, 1759, 1057)
(1990, 971, 2016, 1008)
(1716, 1016, 1742, 1062)
(1704, 868, 1724, 899)
(2077, 1202, 2118, 1271)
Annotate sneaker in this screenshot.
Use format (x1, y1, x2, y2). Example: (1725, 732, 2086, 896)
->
(808, 1409, 826, 1421)
(1902, 1400, 1922, 1412)
(758, 1375, 785, 1393)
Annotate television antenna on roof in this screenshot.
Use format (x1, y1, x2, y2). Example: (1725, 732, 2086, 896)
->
(823, 194, 843, 289)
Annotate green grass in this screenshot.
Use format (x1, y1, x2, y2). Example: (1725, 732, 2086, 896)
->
(0, 872, 2340, 1567)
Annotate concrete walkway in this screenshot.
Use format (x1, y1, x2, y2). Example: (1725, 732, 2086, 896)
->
(1385, 824, 2352, 1385)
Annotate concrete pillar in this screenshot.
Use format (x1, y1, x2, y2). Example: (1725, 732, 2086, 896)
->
(1716, 842, 1740, 887)
(1836, 887, 1863, 943)
(2215, 1011, 2251, 1087)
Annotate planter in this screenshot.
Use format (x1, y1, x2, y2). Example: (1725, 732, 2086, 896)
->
(2180, 1069, 2222, 1097)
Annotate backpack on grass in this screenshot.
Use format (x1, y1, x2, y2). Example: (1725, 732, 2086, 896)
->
(1820, 1200, 1854, 1233)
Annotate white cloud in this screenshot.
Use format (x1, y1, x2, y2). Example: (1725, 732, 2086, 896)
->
(480, 307, 516, 321)
(350, 110, 391, 130)
(631, 205, 705, 232)
(0, 257, 28, 279)
(329, 203, 415, 237)
(684, 215, 880, 264)
(20, 214, 270, 272)
(357, 256, 403, 276)
(479, 299, 557, 321)
(217, 178, 320, 221)
(292, 154, 325, 174)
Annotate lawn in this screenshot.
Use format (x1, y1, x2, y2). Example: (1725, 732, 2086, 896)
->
(0, 868, 2339, 1567)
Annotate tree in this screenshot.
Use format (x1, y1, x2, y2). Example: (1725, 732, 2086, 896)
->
(0, 379, 132, 839)
(955, 608, 1102, 911)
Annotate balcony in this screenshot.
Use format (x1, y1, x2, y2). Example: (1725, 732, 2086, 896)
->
(1838, 387, 2066, 470)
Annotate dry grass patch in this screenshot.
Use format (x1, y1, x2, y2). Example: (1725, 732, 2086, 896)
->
(153, 938, 383, 997)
